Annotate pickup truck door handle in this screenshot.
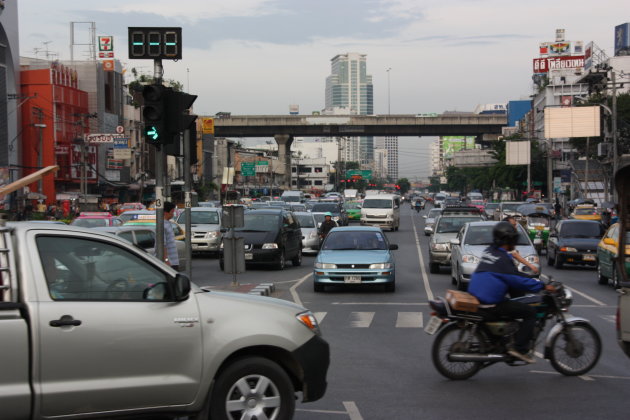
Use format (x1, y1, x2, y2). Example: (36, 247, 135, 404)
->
(49, 315, 82, 327)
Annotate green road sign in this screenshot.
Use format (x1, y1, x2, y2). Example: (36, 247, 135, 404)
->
(346, 170, 372, 180)
(241, 162, 256, 176)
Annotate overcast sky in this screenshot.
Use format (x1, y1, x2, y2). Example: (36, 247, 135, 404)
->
(18, 0, 627, 179)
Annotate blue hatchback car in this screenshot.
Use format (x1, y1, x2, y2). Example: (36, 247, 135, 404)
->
(313, 226, 398, 292)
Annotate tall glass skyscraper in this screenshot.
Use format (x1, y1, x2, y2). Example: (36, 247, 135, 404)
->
(325, 53, 374, 163)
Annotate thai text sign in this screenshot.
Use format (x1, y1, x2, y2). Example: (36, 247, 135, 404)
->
(533, 56, 584, 73)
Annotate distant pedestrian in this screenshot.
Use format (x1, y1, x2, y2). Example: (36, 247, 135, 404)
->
(163, 201, 180, 271)
(554, 200, 562, 221)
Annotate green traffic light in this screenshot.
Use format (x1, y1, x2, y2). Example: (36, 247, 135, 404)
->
(146, 126, 159, 140)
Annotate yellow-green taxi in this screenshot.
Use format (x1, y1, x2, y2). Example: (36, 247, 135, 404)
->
(597, 223, 630, 287)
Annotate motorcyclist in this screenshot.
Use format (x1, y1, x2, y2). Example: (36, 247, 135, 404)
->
(414, 199, 422, 212)
(318, 212, 337, 239)
(467, 221, 555, 364)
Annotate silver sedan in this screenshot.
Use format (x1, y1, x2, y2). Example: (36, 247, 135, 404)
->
(450, 221, 540, 290)
(294, 212, 321, 254)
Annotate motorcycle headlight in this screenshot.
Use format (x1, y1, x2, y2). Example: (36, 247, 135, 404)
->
(525, 254, 540, 264)
(315, 262, 337, 269)
(461, 254, 479, 264)
(296, 310, 321, 335)
(559, 287, 573, 311)
(262, 243, 278, 249)
(205, 231, 219, 239)
(333, 216, 340, 221)
(369, 263, 392, 269)
(431, 242, 449, 252)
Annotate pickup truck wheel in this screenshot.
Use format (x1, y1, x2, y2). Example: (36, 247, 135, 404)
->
(429, 262, 440, 274)
(209, 356, 295, 420)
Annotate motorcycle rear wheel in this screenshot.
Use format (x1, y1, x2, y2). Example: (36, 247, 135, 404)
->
(432, 323, 484, 380)
(549, 323, 601, 376)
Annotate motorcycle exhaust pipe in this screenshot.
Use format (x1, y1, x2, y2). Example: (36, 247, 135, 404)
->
(448, 353, 507, 362)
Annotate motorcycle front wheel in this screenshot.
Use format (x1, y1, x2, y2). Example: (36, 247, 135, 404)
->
(431, 323, 484, 380)
(549, 323, 601, 376)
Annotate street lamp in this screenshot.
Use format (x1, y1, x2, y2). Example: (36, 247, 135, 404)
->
(386, 68, 392, 115)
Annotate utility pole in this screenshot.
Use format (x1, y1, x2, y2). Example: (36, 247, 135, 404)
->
(33, 108, 46, 195)
(584, 137, 590, 198)
(612, 71, 618, 203)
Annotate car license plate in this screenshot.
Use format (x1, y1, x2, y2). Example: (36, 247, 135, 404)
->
(245, 253, 253, 260)
(425, 316, 443, 335)
(583, 254, 596, 261)
(344, 275, 361, 283)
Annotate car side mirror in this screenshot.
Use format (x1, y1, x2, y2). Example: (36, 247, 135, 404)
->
(423, 215, 427, 219)
(173, 273, 191, 302)
(389, 244, 399, 250)
(450, 238, 460, 245)
(137, 238, 155, 250)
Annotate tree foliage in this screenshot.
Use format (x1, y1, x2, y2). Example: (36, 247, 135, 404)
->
(396, 178, 411, 194)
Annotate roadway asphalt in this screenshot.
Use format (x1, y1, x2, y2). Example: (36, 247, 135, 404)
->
(191, 205, 630, 420)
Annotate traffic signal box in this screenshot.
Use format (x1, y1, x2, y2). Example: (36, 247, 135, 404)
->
(142, 84, 172, 145)
(142, 84, 198, 147)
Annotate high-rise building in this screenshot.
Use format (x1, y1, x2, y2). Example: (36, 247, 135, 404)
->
(375, 136, 399, 180)
(325, 53, 373, 163)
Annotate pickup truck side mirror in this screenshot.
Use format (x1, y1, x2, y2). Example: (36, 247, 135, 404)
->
(450, 238, 460, 245)
(173, 273, 191, 301)
(389, 244, 399, 250)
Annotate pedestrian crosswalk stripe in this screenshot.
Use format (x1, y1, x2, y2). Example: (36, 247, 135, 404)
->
(349, 312, 375, 328)
(396, 312, 424, 328)
(314, 312, 327, 323)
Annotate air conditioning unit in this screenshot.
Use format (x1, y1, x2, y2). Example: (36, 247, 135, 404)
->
(597, 142, 610, 156)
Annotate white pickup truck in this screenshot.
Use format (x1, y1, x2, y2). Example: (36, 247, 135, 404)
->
(0, 221, 329, 420)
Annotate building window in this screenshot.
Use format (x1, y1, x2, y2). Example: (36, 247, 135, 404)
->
(314, 180, 323, 186)
(314, 167, 323, 173)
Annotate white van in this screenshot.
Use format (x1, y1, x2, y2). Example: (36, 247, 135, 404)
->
(360, 194, 401, 231)
(281, 190, 305, 202)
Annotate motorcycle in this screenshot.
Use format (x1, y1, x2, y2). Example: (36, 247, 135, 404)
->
(425, 277, 601, 379)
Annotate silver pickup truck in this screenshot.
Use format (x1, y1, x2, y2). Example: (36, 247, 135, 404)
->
(0, 221, 329, 420)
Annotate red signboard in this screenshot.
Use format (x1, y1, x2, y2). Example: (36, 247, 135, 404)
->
(533, 55, 584, 73)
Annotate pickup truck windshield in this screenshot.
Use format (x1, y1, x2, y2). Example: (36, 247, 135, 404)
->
(177, 211, 219, 224)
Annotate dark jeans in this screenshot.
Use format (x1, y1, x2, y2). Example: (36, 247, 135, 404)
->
(493, 300, 537, 353)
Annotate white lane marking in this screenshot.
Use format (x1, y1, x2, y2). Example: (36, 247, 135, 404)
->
(314, 312, 327, 323)
(534, 351, 544, 359)
(396, 312, 424, 328)
(411, 212, 433, 300)
(289, 272, 312, 307)
(343, 401, 364, 420)
(296, 408, 347, 415)
(580, 375, 595, 381)
(332, 302, 428, 306)
(564, 285, 606, 307)
(349, 312, 375, 328)
(530, 371, 630, 380)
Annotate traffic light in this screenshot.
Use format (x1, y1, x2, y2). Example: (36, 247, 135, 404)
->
(165, 91, 198, 133)
(142, 84, 173, 145)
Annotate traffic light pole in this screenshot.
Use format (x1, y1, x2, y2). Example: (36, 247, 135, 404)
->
(154, 59, 165, 262)
(183, 128, 192, 278)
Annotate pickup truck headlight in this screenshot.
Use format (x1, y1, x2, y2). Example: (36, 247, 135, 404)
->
(205, 231, 219, 239)
(461, 254, 479, 264)
(369, 263, 392, 269)
(431, 242, 449, 252)
(314, 262, 337, 269)
(296, 310, 321, 335)
(560, 247, 577, 252)
(525, 254, 540, 264)
(262, 243, 278, 249)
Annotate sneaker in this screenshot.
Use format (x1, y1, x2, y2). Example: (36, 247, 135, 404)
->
(507, 348, 536, 364)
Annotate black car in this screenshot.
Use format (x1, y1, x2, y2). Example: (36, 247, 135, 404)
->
(310, 202, 349, 226)
(219, 209, 303, 270)
(546, 220, 604, 269)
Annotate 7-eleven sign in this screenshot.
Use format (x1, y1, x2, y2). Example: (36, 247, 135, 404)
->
(99, 36, 113, 51)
